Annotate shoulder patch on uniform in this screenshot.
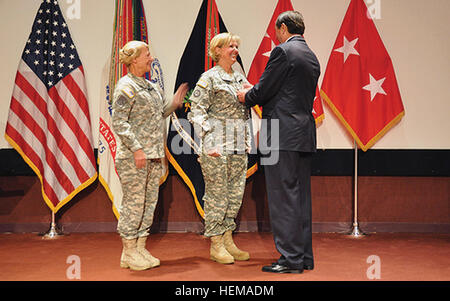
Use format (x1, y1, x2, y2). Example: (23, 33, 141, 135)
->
(193, 89, 201, 98)
(196, 79, 209, 89)
(121, 87, 135, 98)
(115, 94, 127, 107)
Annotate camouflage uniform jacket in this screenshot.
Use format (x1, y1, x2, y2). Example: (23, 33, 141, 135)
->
(188, 65, 251, 154)
(112, 72, 172, 160)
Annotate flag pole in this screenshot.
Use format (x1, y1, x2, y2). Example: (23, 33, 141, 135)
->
(39, 211, 64, 239)
(348, 140, 366, 237)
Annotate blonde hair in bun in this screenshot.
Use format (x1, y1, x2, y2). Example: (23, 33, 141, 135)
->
(119, 40, 149, 67)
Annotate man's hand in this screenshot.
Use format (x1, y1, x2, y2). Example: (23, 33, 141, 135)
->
(237, 83, 253, 103)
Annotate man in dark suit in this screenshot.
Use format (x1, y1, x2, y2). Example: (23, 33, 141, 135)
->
(238, 11, 320, 274)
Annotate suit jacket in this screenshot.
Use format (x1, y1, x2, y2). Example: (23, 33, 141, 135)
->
(246, 35, 320, 153)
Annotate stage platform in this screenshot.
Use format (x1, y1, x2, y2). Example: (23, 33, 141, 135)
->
(0, 232, 448, 281)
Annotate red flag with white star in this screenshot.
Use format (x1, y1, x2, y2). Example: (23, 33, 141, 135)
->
(248, 0, 324, 124)
(246, 0, 292, 87)
(320, 0, 404, 150)
(313, 85, 324, 124)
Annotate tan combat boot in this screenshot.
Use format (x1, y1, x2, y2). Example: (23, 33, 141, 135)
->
(223, 230, 250, 261)
(210, 235, 234, 264)
(136, 236, 160, 268)
(120, 238, 152, 271)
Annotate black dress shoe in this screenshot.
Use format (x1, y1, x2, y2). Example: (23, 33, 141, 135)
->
(262, 264, 303, 274)
(272, 262, 314, 270)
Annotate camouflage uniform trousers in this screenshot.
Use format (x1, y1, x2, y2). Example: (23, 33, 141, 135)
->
(200, 153, 248, 237)
(116, 157, 162, 239)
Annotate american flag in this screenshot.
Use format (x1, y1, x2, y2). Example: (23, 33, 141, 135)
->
(5, 0, 97, 213)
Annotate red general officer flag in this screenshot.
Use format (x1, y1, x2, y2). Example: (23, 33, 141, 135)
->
(320, 0, 404, 151)
(248, 0, 324, 124)
(247, 0, 294, 86)
(313, 86, 324, 124)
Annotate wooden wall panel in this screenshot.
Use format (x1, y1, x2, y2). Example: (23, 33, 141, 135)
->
(0, 173, 448, 233)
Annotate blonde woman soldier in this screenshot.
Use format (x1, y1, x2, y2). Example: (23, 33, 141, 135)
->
(112, 40, 188, 271)
(188, 33, 252, 264)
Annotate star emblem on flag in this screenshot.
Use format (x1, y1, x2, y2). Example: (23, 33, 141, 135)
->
(334, 36, 360, 63)
(363, 74, 387, 101)
(21, 4, 81, 90)
(262, 33, 277, 58)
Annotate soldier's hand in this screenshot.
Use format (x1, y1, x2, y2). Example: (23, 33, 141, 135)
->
(133, 149, 147, 169)
(174, 83, 189, 109)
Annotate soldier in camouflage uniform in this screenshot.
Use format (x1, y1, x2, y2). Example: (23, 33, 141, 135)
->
(112, 41, 188, 271)
(188, 33, 252, 264)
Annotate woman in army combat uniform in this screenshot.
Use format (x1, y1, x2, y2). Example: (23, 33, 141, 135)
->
(112, 41, 188, 271)
(188, 33, 252, 264)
